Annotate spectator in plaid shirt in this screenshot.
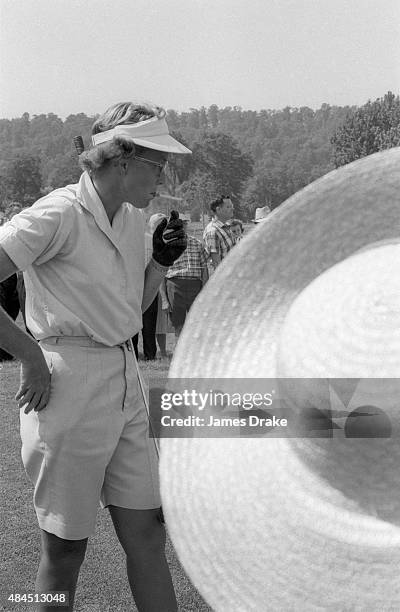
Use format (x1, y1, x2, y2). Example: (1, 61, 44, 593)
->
(161, 214, 208, 338)
(203, 195, 235, 273)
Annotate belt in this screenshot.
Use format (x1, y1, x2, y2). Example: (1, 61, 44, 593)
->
(166, 276, 202, 281)
(40, 336, 132, 350)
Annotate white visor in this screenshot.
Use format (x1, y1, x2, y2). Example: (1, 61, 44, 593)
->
(91, 116, 192, 155)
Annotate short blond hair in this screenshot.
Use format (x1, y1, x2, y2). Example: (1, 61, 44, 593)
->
(79, 101, 164, 174)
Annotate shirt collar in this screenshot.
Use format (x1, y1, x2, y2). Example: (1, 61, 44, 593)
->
(76, 171, 107, 217)
(76, 171, 125, 252)
(213, 218, 230, 230)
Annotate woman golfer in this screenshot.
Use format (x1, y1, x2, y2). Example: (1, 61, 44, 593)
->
(0, 101, 191, 611)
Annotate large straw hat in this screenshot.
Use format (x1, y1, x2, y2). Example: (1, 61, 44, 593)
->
(160, 148, 400, 610)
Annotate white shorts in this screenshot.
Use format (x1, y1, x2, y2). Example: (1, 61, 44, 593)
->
(20, 337, 161, 540)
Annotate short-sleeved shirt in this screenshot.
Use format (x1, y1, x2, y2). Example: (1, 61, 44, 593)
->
(0, 171, 146, 346)
(203, 218, 235, 262)
(166, 235, 207, 280)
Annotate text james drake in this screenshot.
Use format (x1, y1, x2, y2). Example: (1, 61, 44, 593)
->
(161, 415, 288, 427)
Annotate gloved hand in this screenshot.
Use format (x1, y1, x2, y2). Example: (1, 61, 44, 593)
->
(152, 210, 187, 267)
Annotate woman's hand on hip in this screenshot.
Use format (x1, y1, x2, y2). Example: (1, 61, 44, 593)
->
(16, 352, 52, 414)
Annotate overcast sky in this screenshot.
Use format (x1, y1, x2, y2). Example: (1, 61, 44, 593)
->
(1, 0, 399, 119)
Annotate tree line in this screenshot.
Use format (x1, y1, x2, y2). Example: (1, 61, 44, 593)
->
(0, 92, 399, 222)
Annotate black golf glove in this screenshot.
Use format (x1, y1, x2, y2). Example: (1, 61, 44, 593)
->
(152, 210, 187, 267)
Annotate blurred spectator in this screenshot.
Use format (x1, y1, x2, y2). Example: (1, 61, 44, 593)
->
(203, 195, 235, 273)
(162, 214, 208, 338)
(251, 205, 271, 224)
(0, 274, 20, 360)
(228, 218, 244, 243)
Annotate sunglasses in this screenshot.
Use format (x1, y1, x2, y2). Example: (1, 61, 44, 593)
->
(134, 155, 168, 172)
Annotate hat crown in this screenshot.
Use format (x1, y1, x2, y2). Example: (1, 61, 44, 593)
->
(277, 243, 400, 524)
(278, 242, 400, 378)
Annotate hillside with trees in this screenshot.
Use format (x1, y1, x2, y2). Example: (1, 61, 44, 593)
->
(0, 92, 399, 222)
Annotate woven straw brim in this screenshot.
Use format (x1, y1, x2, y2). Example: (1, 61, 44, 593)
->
(160, 148, 400, 610)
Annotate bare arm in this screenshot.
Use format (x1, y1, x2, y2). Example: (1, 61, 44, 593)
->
(209, 252, 221, 274)
(142, 258, 168, 313)
(0, 246, 51, 413)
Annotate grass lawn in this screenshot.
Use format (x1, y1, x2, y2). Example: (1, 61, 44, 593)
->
(0, 334, 211, 612)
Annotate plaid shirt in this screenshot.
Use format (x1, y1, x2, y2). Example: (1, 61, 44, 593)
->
(166, 235, 208, 280)
(203, 218, 235, 261)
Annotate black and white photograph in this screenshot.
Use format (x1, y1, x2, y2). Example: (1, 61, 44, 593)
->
(0, 0, 400, 610)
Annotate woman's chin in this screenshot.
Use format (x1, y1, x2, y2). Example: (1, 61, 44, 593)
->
(131, 196, 154, 209)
